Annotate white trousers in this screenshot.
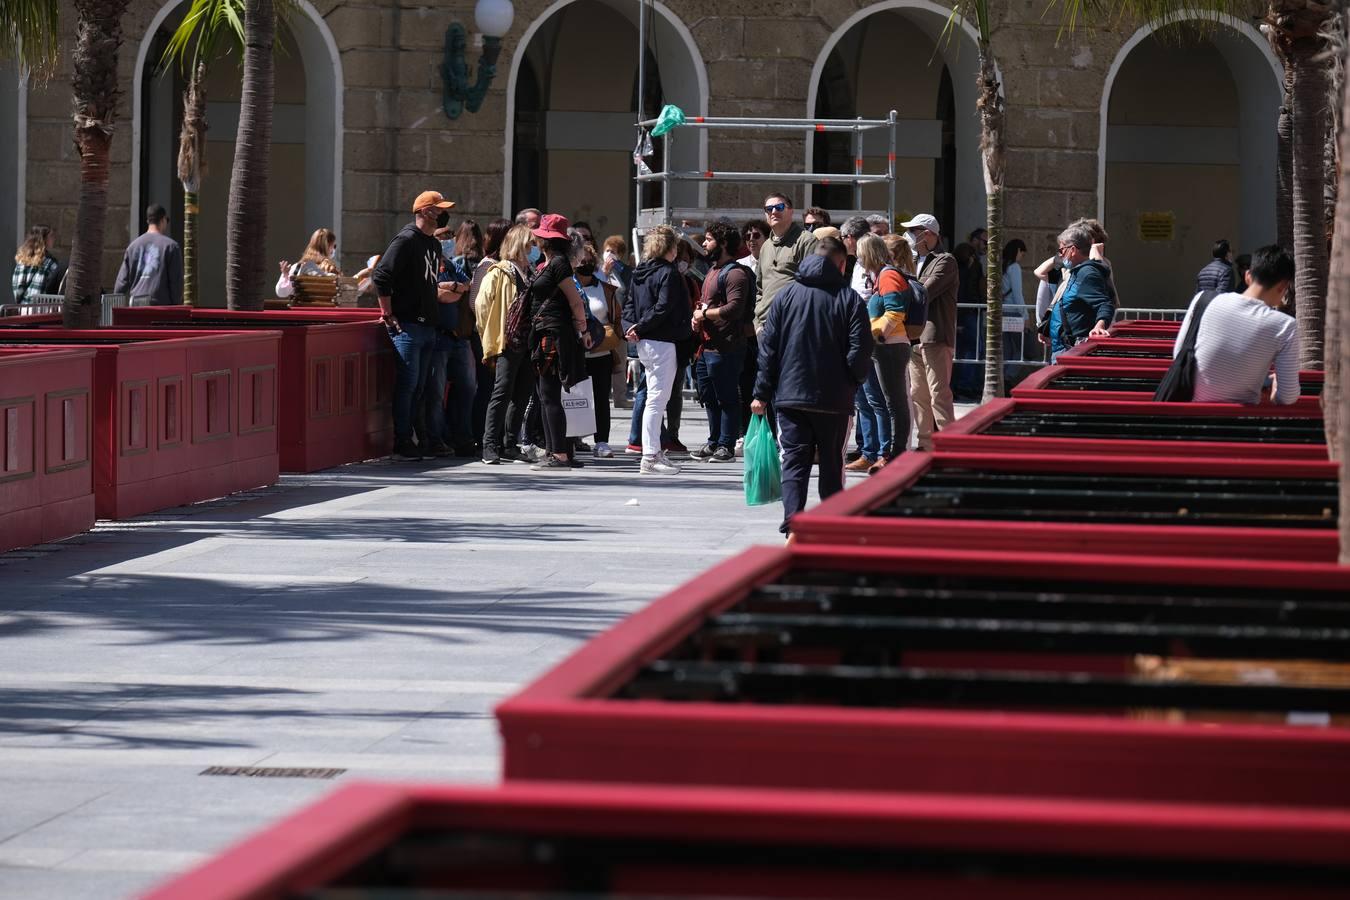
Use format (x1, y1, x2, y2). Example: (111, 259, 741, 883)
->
(637, 338, 677, 457)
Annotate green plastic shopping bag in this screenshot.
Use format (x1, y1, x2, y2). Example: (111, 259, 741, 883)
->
(743, 414, 782, 506)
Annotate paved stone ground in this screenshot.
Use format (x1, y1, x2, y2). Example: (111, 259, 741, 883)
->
(0, 398, 974, 899)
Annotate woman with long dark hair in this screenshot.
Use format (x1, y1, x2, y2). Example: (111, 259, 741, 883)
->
(466, 219, 511, 448)
(527, 214, 593, 471)
(11, 225, 62, 303)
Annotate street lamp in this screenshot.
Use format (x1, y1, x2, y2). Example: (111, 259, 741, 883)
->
(441, 0, 514, 120)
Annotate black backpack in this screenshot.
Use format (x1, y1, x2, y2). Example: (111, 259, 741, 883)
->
(715, 261, 756, 322)
(1153, 291, 1219, 402)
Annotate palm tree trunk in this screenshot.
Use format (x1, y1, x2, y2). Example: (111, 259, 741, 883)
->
(978, 48, 1005, 402)
(178, 63, 207, 307)
(1334, 49, 1350, 560)
(225, 0, 274, 311)
(65, 0, 131, 328)
(1276, 54, 1295, 257)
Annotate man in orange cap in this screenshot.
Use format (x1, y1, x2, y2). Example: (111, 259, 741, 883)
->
(372, 190, 461, 459)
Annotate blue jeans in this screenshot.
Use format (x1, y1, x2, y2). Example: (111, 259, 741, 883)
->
(853, 367, 890, 462)
(697, 348, 744, 449)
(391, 321, 436, 444)
(422, 338, 477, 449)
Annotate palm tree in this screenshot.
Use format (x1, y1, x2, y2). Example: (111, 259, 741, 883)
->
(65, 0, 133, 328)
(225, 0, 275, 311)
(945, 2, 1006, 402)
(1329, 33, 1350, 561)
(0, 0, 60, 74)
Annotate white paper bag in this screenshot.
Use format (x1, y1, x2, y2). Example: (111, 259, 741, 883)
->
(562, 377, 596, 437)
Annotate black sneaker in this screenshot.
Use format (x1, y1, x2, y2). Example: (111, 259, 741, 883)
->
(710, 445, 735, 462)
(500, 445, 527, 462)
(481, 448, 501, 465)
(691, 442, 715, 460)
(568, 456, 585, 469)
(530, 455, 572, 471)
(392, 441, 424, 461)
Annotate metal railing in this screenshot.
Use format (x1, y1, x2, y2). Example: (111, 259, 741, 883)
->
(954, 304, 1191, 369)
(0, 293, 153, 324)
(1111, 307, 1189, 323)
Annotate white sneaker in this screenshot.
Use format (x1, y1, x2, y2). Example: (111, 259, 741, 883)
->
(640, 455, 680, 475)
(594, 442, 614, 459)
(734, 437, 744, 458)
(520, 443, 547, 462)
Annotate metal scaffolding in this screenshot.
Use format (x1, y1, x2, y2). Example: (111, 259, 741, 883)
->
(632, 112, 899, 232)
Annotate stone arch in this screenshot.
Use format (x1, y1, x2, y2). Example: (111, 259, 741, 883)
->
(806, 0, 991, 237)
(501, 0, 709, 229)
(130, 0, 343, 304)
(1099, 12, 1281, 303)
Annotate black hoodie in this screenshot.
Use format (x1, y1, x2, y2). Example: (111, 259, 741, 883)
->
(622, 257, 693, 344)
(754, 254, 873, 414)
(371, 223, 441, 324)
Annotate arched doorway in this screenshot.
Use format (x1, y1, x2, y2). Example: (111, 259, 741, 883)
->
(0, 65, 23, 303)
(131, 0, 342, 307)
(504, 0, 707, 234)
(1100, 17, 1280, 305)
(807, 1, 984, 239)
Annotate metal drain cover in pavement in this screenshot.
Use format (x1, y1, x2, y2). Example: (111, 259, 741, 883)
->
(200, 766, 346, 779)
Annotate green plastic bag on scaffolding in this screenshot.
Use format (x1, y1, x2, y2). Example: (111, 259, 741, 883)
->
(650, 104, 686, 137)
(743, 414, 782, 507)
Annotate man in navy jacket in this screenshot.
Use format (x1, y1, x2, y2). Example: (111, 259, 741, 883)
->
(752, 237, 873, 534)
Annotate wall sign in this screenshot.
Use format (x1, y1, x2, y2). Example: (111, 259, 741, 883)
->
(1138, 212, 1175, 242)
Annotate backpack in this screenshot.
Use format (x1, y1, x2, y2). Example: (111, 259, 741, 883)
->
(503, 265, 537, 354)
(715, 260, 756, 320)
(1153, 291, 1219, 402)
(884, 265, 928, 341)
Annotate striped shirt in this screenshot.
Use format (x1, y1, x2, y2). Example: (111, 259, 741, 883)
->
(1174, 291, 1299, 405)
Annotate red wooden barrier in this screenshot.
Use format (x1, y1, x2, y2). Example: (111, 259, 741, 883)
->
(934, 397, 1326, 459)
(143, 781, 1350, 900)
(790, 451, 1338, 561)
(499, 545, 1350, 808)
(1108, 320, 1182, 338)
(113, 308, 392, 471)
(0, 329, 280, 519)
(1056, 337, 1176, 367)
(0, 348, 96, 551)
(1013, 361, 1323, 410)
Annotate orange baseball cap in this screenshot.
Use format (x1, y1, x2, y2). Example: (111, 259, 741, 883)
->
(412, 190, 455, 213)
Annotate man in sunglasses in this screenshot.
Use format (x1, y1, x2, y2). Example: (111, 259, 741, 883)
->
(753, 192, 819, 332)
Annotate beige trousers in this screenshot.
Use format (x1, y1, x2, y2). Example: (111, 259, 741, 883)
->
(907, 341, 955, 451)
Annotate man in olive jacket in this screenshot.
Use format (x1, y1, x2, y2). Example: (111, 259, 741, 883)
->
(754, 192, 819, 331)
(900, 213, 958, 451)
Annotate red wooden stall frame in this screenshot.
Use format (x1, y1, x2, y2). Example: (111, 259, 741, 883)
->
(1012, 361, 1324, 411)
(1107, 320, 1182, 338)
(114, 308, 392, 471)
(144, 781, 1350, 900)
(0, 329, 280, 519)
(0, 348, 96, 551)
(1056, 337, 1177, 367)
(789, 451, 1338, 561)
(499, 545, 1350, 809)
(933, 397, 1326, 459)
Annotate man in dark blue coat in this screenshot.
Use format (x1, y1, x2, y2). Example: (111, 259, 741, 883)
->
(752, 237, 873, 534)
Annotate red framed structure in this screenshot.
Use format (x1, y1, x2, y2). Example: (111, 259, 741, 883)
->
(933, 397, 1326, 459)
(0, 329, 280, 519)
(499, 545, 1350, 807)
(113, 308, 392, 471)
(1108, 320, 1182, 339)
(1056, 337, 1176, 367)
(789, 451, 1337, 561)
(1013, 362, 1323, 410)
(0, 348, 96, 551)
(144, 781, 1350, 900)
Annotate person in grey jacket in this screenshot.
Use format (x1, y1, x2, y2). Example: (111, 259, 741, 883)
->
(114, 204, 183, 306)
(752, 237, 873, 535)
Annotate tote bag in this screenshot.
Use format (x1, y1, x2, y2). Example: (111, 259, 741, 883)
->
(562, 377, 597, 437)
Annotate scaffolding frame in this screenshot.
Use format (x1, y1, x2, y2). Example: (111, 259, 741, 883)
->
(632, 111, 900, 232)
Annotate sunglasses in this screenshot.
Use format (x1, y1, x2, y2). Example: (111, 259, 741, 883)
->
(764, 202, 787, 213)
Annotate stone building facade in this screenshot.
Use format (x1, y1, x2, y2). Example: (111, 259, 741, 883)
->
(1, 0, 1280, 307)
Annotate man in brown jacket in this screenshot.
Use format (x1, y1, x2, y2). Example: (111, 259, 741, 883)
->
(900, 213, 958, 451)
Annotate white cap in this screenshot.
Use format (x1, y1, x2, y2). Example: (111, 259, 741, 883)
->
(899, 213, 940, 235)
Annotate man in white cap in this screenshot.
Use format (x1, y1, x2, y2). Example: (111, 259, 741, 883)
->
(899, 213, 957, 451)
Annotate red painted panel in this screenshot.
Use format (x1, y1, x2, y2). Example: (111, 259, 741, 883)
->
(1012, 362, 1323, 410)
(238, 365, 277, 435)
(498, 546, 1350, 809)
(0, 348, 95, 551)
(144, 782, 1350, 900)
(111, 308, 390, 472)
(0, 330, 279, 518)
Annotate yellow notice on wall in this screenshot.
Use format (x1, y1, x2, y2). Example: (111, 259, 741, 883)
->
(1138, 212, 1175, 242)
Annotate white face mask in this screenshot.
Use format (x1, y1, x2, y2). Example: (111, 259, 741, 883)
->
(677, 261, 690, 275)
(329, 246, 338, 260)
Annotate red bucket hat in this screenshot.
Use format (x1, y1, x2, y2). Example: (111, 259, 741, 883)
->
(532, 213, 570, 241)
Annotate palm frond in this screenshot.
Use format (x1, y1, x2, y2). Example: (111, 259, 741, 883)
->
(1045, 0, 1266, 42)
(0, 0, 60, 77)
(158, 0, 299, 77)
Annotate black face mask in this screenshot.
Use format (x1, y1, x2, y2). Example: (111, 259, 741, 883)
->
(575, 264, 597, 277)
(435, 211, 451, 229)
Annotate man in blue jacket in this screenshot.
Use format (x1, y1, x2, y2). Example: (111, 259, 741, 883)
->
(752, 237, 873, 535)
(1047, 224, 1114, 359)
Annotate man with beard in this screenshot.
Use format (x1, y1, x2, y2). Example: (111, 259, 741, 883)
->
(691, 219, 754, 462)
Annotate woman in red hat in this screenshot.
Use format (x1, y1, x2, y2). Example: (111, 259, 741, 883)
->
(525, 213, 593, 470)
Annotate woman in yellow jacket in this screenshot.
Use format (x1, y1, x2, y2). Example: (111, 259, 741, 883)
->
(476, 224, 535, 464)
